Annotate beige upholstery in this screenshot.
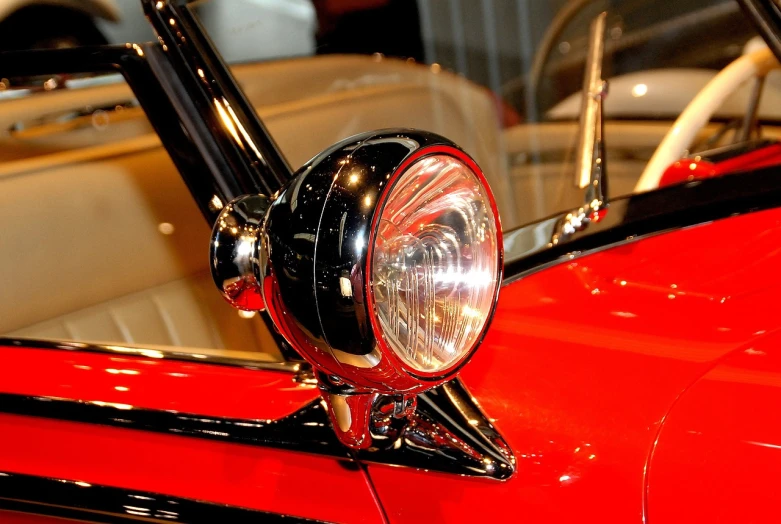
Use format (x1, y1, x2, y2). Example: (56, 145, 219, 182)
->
(0, 145, 280, 358)
(9, 274, 276, 354)
(0, 55, 504, 358)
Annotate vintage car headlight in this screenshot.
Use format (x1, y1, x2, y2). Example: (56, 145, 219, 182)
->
(211, 130, 502, 448)
(369, 153, 501, 376)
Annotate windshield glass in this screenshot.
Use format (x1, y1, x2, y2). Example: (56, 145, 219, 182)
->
(185, 0, 772, 231)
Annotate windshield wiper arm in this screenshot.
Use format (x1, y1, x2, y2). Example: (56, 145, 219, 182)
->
(576, 11, 608, 194)
(551, 11, 609, 245)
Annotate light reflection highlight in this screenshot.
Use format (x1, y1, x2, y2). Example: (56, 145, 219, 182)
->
(631, 83, 648, 97)
(372, 154, 499, 373)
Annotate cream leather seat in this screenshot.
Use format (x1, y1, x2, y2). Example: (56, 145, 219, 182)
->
(0, 55, 504, 358)
(0, 147, 281, 359)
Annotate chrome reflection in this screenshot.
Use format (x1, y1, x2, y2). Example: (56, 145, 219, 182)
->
(210, 194, 270, 311)
(362, 378, 515, 480)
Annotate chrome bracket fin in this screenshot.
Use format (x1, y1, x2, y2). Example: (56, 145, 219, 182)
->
(358, 378, 516, 480)
(316, 374, 515, 479)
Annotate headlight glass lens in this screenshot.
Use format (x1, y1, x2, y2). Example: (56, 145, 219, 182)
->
(371, 154, 500, 374)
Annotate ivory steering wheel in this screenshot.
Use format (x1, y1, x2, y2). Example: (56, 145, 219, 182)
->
(635, 46, 779, 192)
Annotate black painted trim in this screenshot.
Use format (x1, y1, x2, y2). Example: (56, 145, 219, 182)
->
(0, 393, 348, 458)
(502, 165, 781, 283)
(143, 0, 293, 207)
(738, 0, 781, 63)
(0, 377, 514, 480)
(0, 471, 327, 523)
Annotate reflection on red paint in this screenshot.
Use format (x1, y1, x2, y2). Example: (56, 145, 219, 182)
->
(369, 207, 781, 522)
(5, 207, 781, 521)
(0, 347, 317, 420)
(648, 329, 781, 522)
(0, 510, 76, 524)
(0, 414, 382, 524)
(589, 208, 608, 223)
(660, 142, 781, 187)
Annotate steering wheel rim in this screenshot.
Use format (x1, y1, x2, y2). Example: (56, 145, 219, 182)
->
(635, 46, 779, 192)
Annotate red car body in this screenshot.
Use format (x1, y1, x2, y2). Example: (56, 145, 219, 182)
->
(3, 0, 781, 523)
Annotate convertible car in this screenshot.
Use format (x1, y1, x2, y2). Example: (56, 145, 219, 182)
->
(2, 0, 781, 522)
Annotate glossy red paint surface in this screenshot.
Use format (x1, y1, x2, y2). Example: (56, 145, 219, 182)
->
(648, 329, 781, 522)
(0, 347, 382, 520)
(660, 142, 781, 187)
(0, 346, 317, 420)
(0, 414, 383, 524)
(368, 206, 781, 522)
(0, 511, 72, 524)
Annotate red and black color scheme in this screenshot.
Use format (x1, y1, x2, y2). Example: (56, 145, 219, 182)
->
(4, 0, 781, 523)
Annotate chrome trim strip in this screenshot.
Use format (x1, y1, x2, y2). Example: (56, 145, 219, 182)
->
(0, 337, 305, 373)
(0, 471, 328, 523)
(502, 165, 781, 284)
